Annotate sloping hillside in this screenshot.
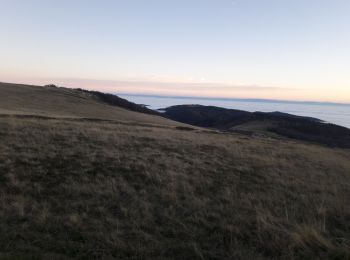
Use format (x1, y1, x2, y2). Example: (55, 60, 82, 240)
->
(0, 82, 179, 126)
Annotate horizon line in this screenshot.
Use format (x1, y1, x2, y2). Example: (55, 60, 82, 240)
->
(117, 92, 350, 107)
(1, 80, 350, 107)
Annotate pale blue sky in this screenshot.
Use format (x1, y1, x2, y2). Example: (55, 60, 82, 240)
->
(1, 0, 350, 102)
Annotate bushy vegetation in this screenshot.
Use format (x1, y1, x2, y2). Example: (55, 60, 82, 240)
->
(163, 105, 253, 128)
(76, 88, 159, 116)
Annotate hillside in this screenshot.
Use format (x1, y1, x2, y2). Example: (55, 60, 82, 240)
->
(163, 105, 350, 148)
(0, 83, 349, 259)
(0, 82, 178, 127)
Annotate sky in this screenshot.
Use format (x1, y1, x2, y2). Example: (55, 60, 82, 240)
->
(1, 0, 350, 103)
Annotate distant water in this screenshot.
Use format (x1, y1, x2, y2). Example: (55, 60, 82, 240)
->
(119, 94, 350, 129)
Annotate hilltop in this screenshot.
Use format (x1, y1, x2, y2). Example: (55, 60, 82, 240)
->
(0, 82, 175, 126)
(0, 82, 349, 259)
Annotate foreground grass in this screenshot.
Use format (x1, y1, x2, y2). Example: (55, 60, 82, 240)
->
(0, 115, 349, 259)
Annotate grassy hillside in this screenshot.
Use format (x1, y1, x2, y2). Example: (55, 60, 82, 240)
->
(0, 82, 179, 127)
(0, 83, 349, 259)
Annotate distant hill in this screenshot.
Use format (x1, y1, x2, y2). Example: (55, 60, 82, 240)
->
(163, 105, 350, 148)
(3, 82, 349, 148)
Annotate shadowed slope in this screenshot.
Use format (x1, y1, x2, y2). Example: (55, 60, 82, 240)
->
(163, 105, 350, 148)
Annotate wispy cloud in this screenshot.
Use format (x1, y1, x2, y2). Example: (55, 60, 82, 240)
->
(43, 77, 298, 98)
(0, 76, 301, 100)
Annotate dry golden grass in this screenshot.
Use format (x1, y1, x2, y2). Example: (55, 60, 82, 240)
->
(0, 114, 349, 259)
(0, 82, 181, 127)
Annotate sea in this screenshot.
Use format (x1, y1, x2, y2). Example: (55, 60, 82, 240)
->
(118, 94, 350, 129)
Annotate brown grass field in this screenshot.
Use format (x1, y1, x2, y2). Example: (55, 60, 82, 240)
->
(0, 83, 349, 259)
